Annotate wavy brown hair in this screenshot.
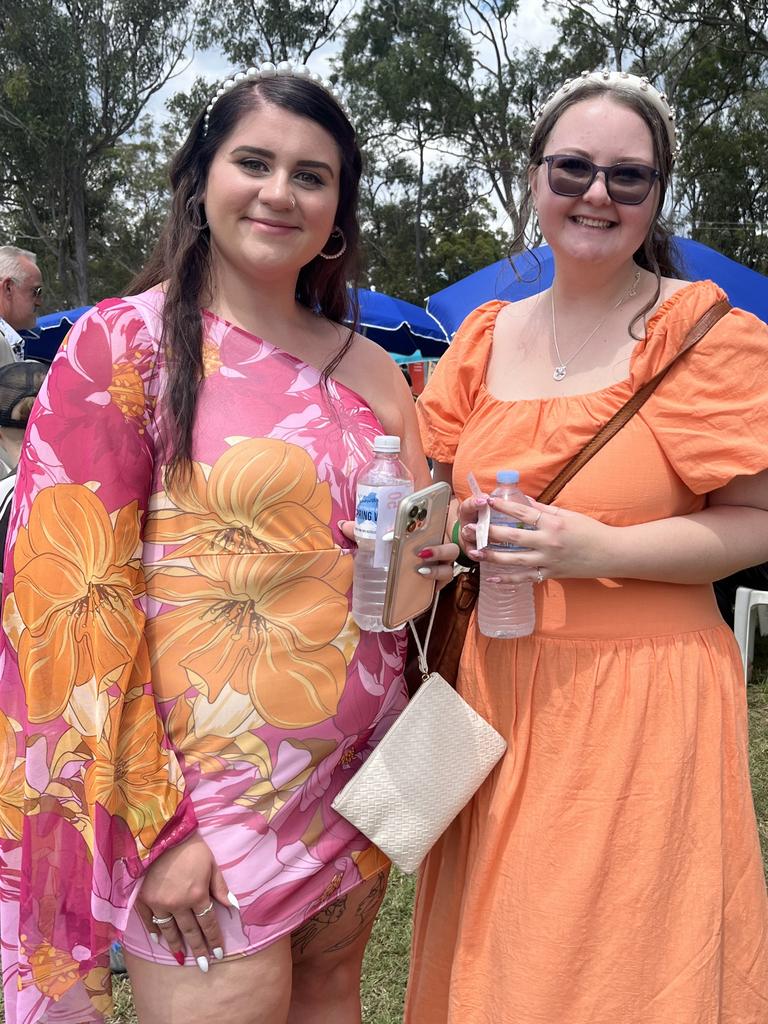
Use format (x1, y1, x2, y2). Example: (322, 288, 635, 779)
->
(129, 77, 362, 483)
(511, 81, 683, 330)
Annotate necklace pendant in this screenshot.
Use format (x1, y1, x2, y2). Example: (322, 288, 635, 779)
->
(553, 365, 567, 381)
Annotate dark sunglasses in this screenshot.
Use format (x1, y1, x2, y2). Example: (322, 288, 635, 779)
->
(542, 154, 660, 205)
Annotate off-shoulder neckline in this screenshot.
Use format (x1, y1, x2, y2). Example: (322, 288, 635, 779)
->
(477, 279, 722, 407)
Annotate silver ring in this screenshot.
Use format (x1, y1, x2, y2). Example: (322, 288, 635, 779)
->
(194, 902, 214, 918)
(536, 567, 544, 585)
(151, 914, 174, 926)
(532, 510, 543, 527)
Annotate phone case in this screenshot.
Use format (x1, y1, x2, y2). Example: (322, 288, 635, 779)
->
(382, 482, 452, 629)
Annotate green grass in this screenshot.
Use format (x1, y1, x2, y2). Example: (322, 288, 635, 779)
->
(1, 645, 766, 1023)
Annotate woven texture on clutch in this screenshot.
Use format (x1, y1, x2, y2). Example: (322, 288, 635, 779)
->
(331, 671, 507, 874)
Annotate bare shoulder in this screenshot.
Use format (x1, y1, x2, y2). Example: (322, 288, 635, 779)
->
(331, 328, 410, 415)
(659, 277, 694, 301)
(495, 292, 543, 331)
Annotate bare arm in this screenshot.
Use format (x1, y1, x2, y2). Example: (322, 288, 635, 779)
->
(459, 468, 768, 586)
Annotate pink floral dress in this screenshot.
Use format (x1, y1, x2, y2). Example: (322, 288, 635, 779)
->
(0, 290, 405, 1023)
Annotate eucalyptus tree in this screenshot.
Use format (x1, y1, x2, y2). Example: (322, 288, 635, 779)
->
(0, 0, 193, 305)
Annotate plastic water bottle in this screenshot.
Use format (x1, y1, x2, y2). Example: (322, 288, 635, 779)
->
(478, 470, 536, 638)
(352, 435, 414, 631)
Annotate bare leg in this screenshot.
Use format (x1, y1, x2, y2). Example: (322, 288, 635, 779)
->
(125, 936, 293, 1024)
(288, 868, 389, 1024)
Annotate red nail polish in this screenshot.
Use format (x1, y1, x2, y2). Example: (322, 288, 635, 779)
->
(417, 548, 434, 559)
(174, 950, 186, 966)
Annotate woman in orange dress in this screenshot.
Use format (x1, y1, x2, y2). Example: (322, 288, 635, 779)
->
(406, 70, 768, 1024)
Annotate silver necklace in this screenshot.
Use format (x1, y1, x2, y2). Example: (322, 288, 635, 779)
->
(550, 270, 640, 381)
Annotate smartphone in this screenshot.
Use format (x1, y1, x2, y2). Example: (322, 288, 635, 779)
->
(382, 481, 452, 629)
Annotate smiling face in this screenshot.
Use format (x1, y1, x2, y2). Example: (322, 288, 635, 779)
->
(531, 96, 660, 271)
(202, 100, 342, 288)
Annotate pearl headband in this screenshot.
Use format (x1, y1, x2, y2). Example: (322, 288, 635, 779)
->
(202, 60, 347, 136)
(532, 69, 678, 158)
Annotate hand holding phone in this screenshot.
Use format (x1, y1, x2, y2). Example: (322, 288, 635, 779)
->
(382, 482, 452, 629)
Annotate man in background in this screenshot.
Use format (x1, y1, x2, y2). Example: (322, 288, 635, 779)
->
(0, 246, 44, 364)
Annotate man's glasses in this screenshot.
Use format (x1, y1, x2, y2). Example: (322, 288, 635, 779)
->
(13, 279, 42, 298)
(541, 155, 660, 205)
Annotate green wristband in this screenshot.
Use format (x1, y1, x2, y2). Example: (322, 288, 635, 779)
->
(452, 518, 475, 567)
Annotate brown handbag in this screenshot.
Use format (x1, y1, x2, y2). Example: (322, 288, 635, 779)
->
(403, 298, 731, 695)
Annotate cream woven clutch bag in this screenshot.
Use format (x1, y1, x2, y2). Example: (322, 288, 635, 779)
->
(332, 602, 507, 874)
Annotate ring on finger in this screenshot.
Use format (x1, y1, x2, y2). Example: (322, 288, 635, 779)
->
(536, 567, 544, 585)
(151, 914, 174, 926)
(532, 510, 543, 527)
(194, 901, 214, 918)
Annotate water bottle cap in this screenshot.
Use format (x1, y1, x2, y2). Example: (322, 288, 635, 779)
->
(373, 435, 401, 453)
(496, 470, 519, 484)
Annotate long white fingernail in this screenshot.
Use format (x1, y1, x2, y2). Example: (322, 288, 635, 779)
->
(227, 891, 240, 910)
(196, 956, 209, 973)
(417, 567, 432, 576)
(150, 932, 159, 944)
(213, 946, 224, 960)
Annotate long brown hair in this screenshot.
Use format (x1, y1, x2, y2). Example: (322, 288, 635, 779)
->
(511, 81, 682, 329)
(129, 77, 363, 483)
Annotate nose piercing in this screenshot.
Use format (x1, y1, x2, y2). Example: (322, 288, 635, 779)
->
(288, 195, 296, 210)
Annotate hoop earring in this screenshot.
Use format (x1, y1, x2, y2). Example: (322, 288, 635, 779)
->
(319, 227, 347, 261)
(185, 197, 208, 232)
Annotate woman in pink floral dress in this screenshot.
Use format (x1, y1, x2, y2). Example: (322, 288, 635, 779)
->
(0, 68, 454, 1024)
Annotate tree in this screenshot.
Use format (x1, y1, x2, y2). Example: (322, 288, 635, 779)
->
(0, 0, 193, 305)
(197, 0, 353, 66)
(341, 0, 476, 295)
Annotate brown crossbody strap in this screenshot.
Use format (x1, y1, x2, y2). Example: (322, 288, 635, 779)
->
(536, 298, 732, 506)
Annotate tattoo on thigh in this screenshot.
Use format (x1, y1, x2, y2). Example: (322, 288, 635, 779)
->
(291, 871, 387, 956)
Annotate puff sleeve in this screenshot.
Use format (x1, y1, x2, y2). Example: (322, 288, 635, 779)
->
(416, 302, 502, 463)
(636, 284, 768, 495)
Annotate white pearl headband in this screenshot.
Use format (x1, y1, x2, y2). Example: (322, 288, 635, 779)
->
(532, 69, 679, 159)
(202, 61, 348, 136)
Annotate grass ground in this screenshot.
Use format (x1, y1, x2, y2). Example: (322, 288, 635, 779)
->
(1, 642, 766, 1023)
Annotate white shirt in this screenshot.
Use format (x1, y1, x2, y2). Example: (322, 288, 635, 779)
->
(0, 317, 24, 364)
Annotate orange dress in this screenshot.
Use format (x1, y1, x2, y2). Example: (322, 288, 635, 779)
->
(406, 281, 768, 1024)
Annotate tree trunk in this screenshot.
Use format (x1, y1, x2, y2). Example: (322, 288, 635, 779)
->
(69, 170, 89, 305)
(415, 137, 424, 298)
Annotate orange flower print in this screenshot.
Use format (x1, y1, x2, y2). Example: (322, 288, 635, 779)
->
(202, 340, 223, 377)
(25, 942, 80, 1001)
(5, 484, 146, 723)
(146, 549, 352, 728)
(107, 356, 146, 422)
(0, 709, 24, 841)
(146, 438, 334, 557)
(83, 694, 184, 851)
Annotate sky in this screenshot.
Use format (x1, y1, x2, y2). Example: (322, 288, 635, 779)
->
(148, 0, 559, 122)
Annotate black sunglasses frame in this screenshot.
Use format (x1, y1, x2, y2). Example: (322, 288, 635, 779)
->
(541, 155, 660, 206)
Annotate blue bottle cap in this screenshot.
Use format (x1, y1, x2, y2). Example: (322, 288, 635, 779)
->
(496, 470, 520, 484)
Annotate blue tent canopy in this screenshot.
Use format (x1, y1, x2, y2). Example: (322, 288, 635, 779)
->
(21, 290, 448, 362)
(22, 306, 91, 362)
(426, 237, 768, 339)
(350, 287, 448, 357)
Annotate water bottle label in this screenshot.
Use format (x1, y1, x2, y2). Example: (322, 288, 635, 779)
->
(355, 484, 412, 567)
(490, 515, 533, 551)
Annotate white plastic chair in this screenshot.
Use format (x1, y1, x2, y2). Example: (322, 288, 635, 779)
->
(733, 587, 768, 683)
